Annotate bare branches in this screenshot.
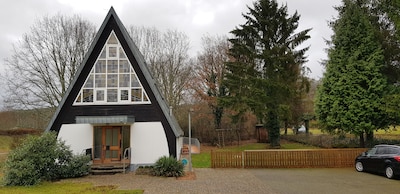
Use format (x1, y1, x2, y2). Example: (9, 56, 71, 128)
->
(128, 26, 193, 109)
(2, 14, 96, 109)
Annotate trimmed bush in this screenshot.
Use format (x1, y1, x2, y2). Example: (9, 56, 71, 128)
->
(3, 132, 90, 186)
(151, 156, 184, 177)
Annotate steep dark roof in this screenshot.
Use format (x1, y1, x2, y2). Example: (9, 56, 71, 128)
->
(45, 7, 183, 138)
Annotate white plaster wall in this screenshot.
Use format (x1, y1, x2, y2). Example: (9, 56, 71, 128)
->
(176, 137, 183, 159)
(58, 124, 93, 155)
(130, 122, 169, 165)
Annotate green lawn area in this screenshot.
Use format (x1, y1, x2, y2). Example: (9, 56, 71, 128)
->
(0, 136, 13, 152)
(0, 182, 143, 194)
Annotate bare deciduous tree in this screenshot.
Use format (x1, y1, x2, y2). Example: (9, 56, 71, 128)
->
(2, 14, 96, 109)
(128, 26, 193, 109)
(193, 35, 230, 129)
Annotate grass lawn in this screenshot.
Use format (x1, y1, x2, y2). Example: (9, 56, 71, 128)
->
(0, 135, 13, 152)
(0, 182, 143, 194)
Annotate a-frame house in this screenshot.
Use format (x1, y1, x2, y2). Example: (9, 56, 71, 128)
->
(45, 7, 184, 171)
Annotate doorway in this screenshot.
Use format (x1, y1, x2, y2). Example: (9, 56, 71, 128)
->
(93, 126, 122, 164)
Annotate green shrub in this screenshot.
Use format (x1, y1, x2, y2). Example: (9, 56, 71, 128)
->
(3, 132, 90, 186)
(151, 156, 184, 177)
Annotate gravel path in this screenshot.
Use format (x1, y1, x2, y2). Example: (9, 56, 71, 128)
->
(62, 168, 400, 194)
(63, 168, 276, 194)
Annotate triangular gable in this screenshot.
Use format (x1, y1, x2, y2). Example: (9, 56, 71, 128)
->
(74, 31, 150, 105)
(45, 7, 184, 140)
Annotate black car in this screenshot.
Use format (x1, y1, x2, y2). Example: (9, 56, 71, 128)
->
(355, 144, 400, 179)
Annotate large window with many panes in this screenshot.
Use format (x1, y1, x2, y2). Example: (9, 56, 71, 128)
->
(74, 31, 150, 105)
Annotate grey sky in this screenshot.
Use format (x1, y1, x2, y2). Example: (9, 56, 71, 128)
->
(0, 0, 341, 109)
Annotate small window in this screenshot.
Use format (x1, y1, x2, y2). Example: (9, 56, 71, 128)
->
(95, 74, 106, 87)
(120, 90, 129, 101)
(107, 89, 118, 102)
(75, 92, 82, 103)
(99, 48, 106, 59)
(119, 60, 130, 73)
(96, 90, 105, 101)
(119, 74, 130, 87)
(82, 89, 94, 102)
(119, 48, 126, 58)
(131, 89, 142, 102)
(108, 47, 117, 58)
(95, 60, 106, 73)
(131, 73, 140, 87)
(108, 60, 118, 73)
(107, 74, 118, 87)
(107, 33, 118, 44)
(84, 75, 94, 88)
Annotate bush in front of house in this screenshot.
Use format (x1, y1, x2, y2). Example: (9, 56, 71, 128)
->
(2, 132, 90, 186)
(151, 156, 184, 177)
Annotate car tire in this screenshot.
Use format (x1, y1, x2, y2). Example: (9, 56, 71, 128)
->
(355, 161, 364, 172)
(385, 166, 395, 179)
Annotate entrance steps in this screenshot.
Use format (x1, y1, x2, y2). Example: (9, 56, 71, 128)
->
(90, 163, 130, 174)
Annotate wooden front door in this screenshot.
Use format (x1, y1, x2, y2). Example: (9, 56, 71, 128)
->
(94, 126, 122, 164)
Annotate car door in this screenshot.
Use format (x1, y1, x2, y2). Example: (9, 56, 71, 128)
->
(362, 147, 377, 171)
(370, 146, 387, 173)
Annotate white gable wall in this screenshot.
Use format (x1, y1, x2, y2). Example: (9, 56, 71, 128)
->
(130, 122, 169, 166)
(58, 124, 93, 155)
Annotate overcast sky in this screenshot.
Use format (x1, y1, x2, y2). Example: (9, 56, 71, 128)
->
(0, 0, 341, 109)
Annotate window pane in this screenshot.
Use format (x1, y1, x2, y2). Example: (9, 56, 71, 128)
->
(99, 48, 106, 59)
(84, 75, 94, 88)
(120, 90, 129, 101)
(108, 60, 118, 73)
(94, 127, 102, 159)
(131, 88, 142, 102)
(75, 92, 82, 103)
(107, 89, 118, 102)
(82, 89, 93, 102)
(107, 74, 118, 87)
(143, 91, 149, 102)
(95, 60, 106, 73)
(119, 60, 129, 73)
(119, 47, 126, 58)
(131, 73, 140, 87)
(95, 74, 106, 87)
(108, 47, 117, 58)
(119, 74, 130, 87)
(96, 90, 104, 101)
(107, 33, 118, 44)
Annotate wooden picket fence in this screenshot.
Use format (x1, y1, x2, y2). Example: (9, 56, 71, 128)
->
(211, 148, 367, 168)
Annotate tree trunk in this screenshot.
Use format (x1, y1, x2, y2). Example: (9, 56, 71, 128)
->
(366, 131, 374, 147)
(267, 108, 280, 148)
(284, 121, 288, 135)
(304, 119, 310, 136)
(359, 133, 365, 148)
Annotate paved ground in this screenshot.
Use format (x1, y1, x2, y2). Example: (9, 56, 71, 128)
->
(63, 168, 400, 194)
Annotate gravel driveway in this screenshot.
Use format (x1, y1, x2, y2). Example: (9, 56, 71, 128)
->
(63, 168, 400, 194)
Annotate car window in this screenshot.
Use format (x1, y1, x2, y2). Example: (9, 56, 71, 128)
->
(375, 147, 386, 154)
(367, 147, 377, 155)
(388, 147, 400, 154)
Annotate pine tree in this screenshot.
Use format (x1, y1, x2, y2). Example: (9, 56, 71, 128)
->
(316, 0, 389, 147)
(223, 0, 310, 147)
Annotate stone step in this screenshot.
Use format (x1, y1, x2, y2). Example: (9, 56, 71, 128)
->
(90, 163, 130, 174)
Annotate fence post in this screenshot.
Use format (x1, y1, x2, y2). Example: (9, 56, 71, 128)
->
(242, 151, 245, 168)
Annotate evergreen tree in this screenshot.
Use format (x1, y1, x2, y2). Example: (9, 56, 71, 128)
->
(223, 0, 310, 147)
(316, 0, 389, 147)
